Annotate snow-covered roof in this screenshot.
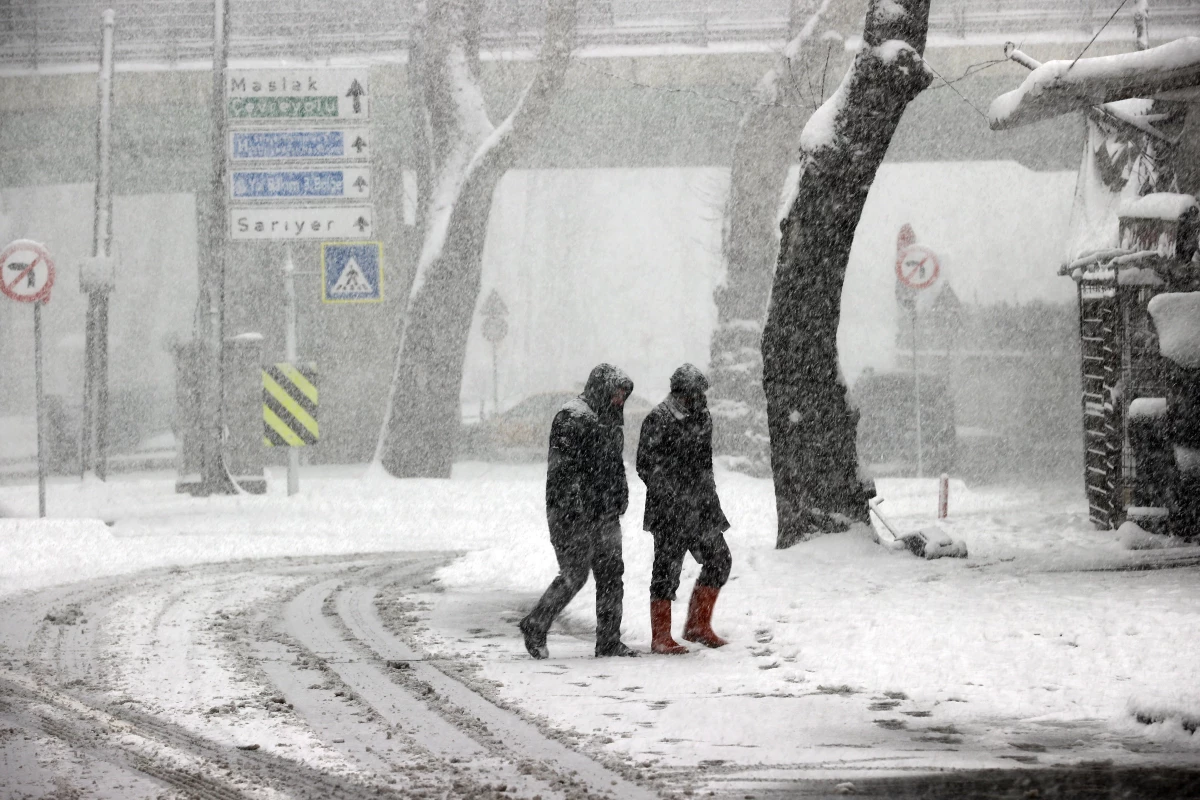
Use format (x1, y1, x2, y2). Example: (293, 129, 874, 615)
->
(989, 37, 1200, 130)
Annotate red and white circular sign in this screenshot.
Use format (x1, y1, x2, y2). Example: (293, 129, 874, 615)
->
(0, 239, 55, 304)
(895, 244, 940, 290)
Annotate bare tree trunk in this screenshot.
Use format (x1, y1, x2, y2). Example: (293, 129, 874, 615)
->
(375, 0, 576, 478)
(762, 0, 933, 548)
(710, 0, 851, 473)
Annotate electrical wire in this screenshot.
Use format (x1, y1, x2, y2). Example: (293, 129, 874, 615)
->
(1068, 0, 1132, 71)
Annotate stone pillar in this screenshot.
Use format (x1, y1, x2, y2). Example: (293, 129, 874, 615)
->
(223, 332, 267, 494)
(173, 340, 205, 495)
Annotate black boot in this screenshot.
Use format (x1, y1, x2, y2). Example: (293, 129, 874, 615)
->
(518, 616, 549, 660)
(595, 640, 639, 658)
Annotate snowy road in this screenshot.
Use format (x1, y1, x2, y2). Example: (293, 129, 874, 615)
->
(0, 553, 659, 799)
(2, 467, 1200, 798)
(4, 550, 1198, 800)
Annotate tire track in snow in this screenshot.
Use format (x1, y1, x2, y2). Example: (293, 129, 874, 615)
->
(283, 575, 576, 799)
(1, 554, 668, 799)
(336, 581, 660, 800)
(0, 557, 468, 799)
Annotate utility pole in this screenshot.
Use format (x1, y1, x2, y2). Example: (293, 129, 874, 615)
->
(283, 250, 300, 496)
(200, 0, 236, 495)
(81, 8, 115, 481)
(913, 305, 923, 479)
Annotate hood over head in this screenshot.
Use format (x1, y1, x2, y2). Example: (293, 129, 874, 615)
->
(581, 363, 634, 426)
(669, 363, 709, 397)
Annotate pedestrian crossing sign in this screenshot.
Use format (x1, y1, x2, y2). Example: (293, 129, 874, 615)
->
(321, 241, 382, 303)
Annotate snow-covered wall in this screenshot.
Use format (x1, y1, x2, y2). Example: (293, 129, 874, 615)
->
(463, 161, 1077, 411)
(464, 168, 726, 407)
(0, 160, 1077, 464)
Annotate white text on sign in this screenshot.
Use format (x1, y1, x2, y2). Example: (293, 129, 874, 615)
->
(231, 168, 371, 200)
(230, 128, 370, 162)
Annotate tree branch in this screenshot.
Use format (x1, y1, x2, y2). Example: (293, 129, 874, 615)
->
(409, 0, 577, 301)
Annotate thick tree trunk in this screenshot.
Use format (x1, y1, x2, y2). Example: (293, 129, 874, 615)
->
(378, 164, 500, 477)
(762, 0, 933, 548)
(376, 0, 575, 478)
(709, 0, 849, 473)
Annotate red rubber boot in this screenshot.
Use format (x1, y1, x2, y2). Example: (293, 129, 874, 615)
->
(682, 584, 728, 648)
(650, 599, 688, 655)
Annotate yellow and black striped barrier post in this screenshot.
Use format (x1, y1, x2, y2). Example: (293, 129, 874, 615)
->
(263, 363, 318, 448)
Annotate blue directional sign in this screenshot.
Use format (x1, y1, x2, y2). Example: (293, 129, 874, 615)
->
(231, 167, 371, 200)
(230, 128, 370, 161)
(322, 242, 382, 304)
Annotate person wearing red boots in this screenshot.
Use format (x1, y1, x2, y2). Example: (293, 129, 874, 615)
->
(636, 364, 732, 654)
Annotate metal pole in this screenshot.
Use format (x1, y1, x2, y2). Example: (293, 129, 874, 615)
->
(283, 251, 300, 496)
(34, 301, 47, 518)
(491, 340, 499, 416)
(83, 8, 115, 481)
(913, 306, 923, 479)
(80, 305, 94, 477)
(202, 0, 235, 494)
(95, 296, 109, 480)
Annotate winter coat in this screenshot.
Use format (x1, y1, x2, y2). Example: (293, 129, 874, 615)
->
(545, 364, 634, 523)
(637, 393, 730, 537)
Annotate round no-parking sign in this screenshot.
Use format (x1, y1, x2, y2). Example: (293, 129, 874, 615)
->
(0, 239, 56, 304)
(895, 243, 940, 291)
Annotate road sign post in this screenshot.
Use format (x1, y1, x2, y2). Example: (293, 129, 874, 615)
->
(895, 240, 942, 480)
(224, 65, 372, 493)
(480, 290, 509, 417)
(283, 251, 300, 496)
(2, 239, 57, 517)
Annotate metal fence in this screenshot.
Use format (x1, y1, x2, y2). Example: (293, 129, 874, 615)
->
(1, 0, 1198, 69)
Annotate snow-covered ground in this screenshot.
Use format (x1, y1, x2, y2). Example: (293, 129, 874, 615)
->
(2, 463, 1198, 785)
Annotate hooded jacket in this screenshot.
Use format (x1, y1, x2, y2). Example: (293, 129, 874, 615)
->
(637, 365, 730, 537)
(545, 364, 634, 522)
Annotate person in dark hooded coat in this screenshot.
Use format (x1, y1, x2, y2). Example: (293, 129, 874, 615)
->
(637, 364, 732, 654)
(518, 364, 639, 659)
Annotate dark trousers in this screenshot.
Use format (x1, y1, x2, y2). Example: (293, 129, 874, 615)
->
(523, 515, 625, 646)
(650, 529, 731, 602)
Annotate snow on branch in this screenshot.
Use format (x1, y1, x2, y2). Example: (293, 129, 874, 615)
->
(756, 0, 839, 107)
(989, 36, 1200, 130)
(799, 37, 931, 153)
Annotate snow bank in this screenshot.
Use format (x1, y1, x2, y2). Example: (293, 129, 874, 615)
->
(1119, 192, 1198, 221)
(1148, 292, 1200, 368)
(1128, 693, 1200, 737)
(1129, 397, 1168, 420)
(1175, 446, 1200, 476)
(0, 519, 114, 593)
(0, 466, 1159, 601)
